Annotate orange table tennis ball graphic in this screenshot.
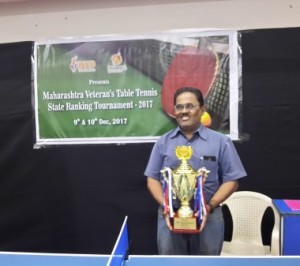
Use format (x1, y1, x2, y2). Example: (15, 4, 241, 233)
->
(201, 111, 212, 127)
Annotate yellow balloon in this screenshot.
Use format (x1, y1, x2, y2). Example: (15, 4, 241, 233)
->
(201, 111, 212, 127)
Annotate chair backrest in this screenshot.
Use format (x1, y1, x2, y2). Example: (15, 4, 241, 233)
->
(222, 191, 280, 255)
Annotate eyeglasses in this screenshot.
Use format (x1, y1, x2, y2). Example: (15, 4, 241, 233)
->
(174, 103, 200, 112)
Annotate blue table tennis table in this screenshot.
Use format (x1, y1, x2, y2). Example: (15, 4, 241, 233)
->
(0, 252, 108, 266)
(1, 252, 300, 266)
(1, 216, 300, 266)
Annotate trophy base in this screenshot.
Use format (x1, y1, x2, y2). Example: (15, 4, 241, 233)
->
(172, 216, 200, 234)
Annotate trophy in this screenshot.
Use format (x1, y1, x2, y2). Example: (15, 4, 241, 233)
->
(161, 146, 209, 233)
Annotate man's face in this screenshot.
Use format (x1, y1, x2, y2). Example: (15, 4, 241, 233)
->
(174, 92, 205, 134)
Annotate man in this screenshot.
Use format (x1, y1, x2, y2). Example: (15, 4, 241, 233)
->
(144, 87, 246, 255)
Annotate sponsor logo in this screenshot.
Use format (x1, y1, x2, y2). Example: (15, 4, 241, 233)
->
(70, 55, 96, 73)
(107, 52, 127, 73)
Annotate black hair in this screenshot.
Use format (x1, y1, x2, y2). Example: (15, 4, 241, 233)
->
(173, 87, 204, 106)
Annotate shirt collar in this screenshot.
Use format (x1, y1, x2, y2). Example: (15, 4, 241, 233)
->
(170, 124, 208, 141)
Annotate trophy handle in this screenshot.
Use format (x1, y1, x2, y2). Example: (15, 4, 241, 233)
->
(161, 167, 174, 217)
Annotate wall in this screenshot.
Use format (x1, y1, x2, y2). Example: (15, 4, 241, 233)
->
(0, 0, 300, 43)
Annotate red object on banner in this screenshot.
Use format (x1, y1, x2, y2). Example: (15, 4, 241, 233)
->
(161, 46, 218, 118)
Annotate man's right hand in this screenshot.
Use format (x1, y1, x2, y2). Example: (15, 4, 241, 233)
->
(163, 212, 173, 231)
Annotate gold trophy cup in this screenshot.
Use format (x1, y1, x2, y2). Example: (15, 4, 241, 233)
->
(161, 146, 209, 233)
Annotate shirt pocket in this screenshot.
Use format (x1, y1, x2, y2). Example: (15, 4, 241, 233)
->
(199, 156, 218, 182)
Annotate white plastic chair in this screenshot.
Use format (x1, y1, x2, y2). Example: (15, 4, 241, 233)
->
(221, 191, 280, 256)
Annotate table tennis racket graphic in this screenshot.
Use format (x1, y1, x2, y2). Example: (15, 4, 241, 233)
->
(161, 46, 218, 118)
